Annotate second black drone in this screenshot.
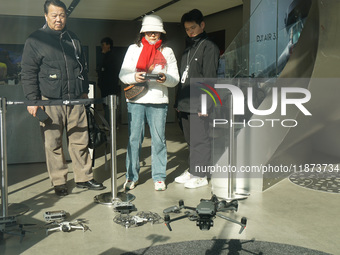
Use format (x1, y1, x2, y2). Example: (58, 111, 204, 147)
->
(163, 195, 247, 232)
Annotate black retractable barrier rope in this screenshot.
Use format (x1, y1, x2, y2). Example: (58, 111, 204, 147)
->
(6, 98, 105, 106)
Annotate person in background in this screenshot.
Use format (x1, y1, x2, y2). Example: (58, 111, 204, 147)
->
(97, 37, 120, 122)
(0, 50, 18, 80)
(119, 15, 179, 191)
(174, 9, 220, 189)
(21, 0, 105, 196)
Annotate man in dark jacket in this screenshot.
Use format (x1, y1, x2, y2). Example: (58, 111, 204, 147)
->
(21, 0, 105, 196)
(175, 9, 220, 189)
(97, 37, 120, 122)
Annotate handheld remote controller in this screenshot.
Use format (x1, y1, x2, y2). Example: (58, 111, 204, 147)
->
(142, 73, 162, 80)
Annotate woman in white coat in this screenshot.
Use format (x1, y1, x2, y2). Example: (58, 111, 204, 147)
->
(119, 15, 179, 191)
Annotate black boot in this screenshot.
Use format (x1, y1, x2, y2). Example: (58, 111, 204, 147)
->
(54, 184, 68, 196)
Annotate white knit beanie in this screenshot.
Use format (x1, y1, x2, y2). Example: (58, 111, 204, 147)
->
(140, 15, 166, 34)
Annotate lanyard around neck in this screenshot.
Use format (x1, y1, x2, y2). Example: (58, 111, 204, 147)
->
(186, 38, 206, 66)
(181, 39, 206, 84)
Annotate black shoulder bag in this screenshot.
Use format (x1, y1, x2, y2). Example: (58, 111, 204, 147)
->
(86, 106, 109, 149)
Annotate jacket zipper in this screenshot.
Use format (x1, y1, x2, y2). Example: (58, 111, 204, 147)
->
(60, 32, 71, 100)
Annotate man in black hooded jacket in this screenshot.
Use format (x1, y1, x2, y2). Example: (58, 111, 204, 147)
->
(21, 0, 105, 196)
(175, 9, 220, 189)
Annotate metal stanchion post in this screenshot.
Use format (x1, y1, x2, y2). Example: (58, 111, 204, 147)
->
(94, 95, 135, 204)
(0, 97, 8, 218)
(0, 97, 29, 219)
(225, 89, 248, 201)
(109, 94, 118, 200)
(227, 93, 235, 199)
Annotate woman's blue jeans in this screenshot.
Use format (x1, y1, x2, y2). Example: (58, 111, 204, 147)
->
(126, 102, 168, 182)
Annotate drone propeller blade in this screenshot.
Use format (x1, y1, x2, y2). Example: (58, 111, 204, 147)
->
(76, 218, 88, 223)
(19, 223, 36, 227)
(165, 222, 172, 231)
(239, 225, 246, 234)
(239, 217, 247, 234)
(78, 222, 91, 232)
(164, 214, 172, 231)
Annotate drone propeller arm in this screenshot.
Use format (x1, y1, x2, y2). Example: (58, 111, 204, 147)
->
(72, 226, 84, 230)
(164, 214, 190, 231)
(163, 203, 196, 214)
(179, 199, 196, 211)
(167, 214, 190, 223)
(46, 227, 60, 235)
(182, 205, 196, 211)
(216, 213, 247, 234)
(163, 206, 180, 214)
(217, 200, 239, 212)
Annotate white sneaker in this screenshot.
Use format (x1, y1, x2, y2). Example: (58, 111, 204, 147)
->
(123, 180, 138, 190)
(175, 170, 191, 184)
(184, 177, 208, 189)
(154, 181, 166, 191)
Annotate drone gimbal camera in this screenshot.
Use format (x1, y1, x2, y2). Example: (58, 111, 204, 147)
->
(163, 195, 247, 232)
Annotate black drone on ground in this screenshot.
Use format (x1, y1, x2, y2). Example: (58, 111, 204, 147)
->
(0, 216, 35, 242)
(163, 195, 247, 232)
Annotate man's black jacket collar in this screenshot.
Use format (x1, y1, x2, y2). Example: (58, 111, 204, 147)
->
(41, 23, 67, 37)
(185, 31, 208, 49)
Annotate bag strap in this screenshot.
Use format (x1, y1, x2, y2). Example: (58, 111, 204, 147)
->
(90, 106, 110, 170)
(86, 106, 110, 170)
(124, 85, 135, 91)
(87, 106, 110, 130)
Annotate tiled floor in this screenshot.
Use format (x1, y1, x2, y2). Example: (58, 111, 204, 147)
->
(1, 123, 339, 254)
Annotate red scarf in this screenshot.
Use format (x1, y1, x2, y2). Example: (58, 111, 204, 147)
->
(136, 37, 167, 72)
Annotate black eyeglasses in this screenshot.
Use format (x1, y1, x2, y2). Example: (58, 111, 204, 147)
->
(145, 32, 161, 36)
